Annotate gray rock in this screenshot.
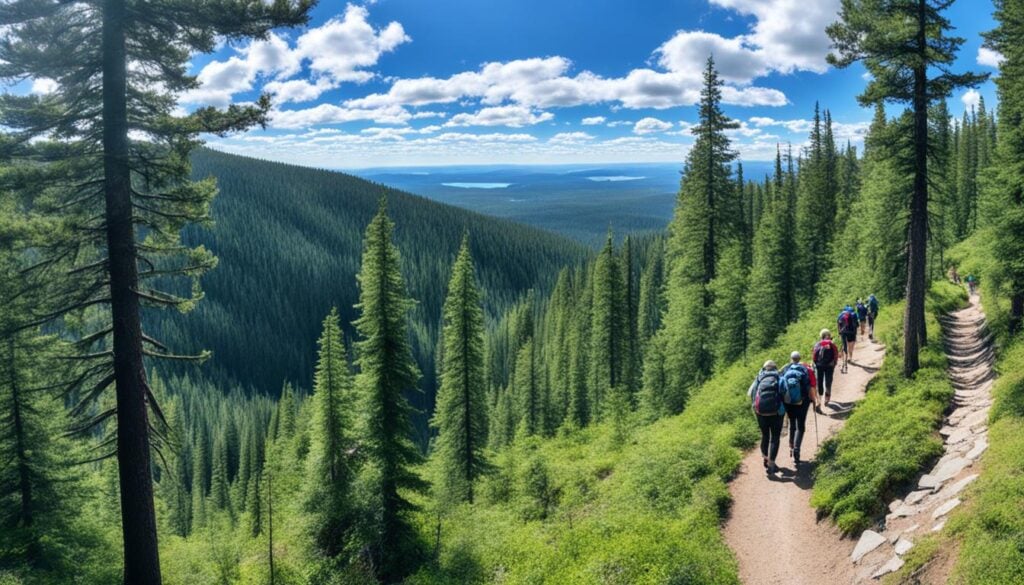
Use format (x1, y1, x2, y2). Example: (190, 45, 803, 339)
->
(935, 457, 972, 483)
(945, 474, 979, 497)
(872, 556, 906, 578)
(894, 538, 914, 556)
(939, 425, 956, 437)
(851, 530, 887, 563)
(905, 490, 931, 505)
(919, 474, 942, 490)
(966, 440, 989, 461)
(889, 499, 904, 513)
(946, 427, 974, 445)
(961, 409, 989, 429)
(932, 520, 947, 532)
(932, 498, 962, 519)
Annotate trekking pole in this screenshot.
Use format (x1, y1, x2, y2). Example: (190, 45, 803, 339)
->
(813, 404, 820, 448)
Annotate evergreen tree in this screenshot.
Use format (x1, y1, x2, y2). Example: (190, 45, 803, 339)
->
(983, 0, 1024, 332)
(305, 308, 355, 559)
(588, 232, 626, 416)
(190, 432, 208, 531)
(828, 0, 986, 375)
(513, 339, 542, 437)
(353, 200, 426, 581)
(637, 238, 666, 347)
(709, 242, 749, 370)
(619, 236, 641, 397)
(431, 237, 488, 503)
(795, 103, 837, 307)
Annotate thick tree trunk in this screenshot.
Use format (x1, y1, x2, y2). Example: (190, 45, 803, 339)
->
(102, 1, 162, 583)
(904, 0, 930, 378)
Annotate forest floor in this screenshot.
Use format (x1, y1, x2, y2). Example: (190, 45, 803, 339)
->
(722, 334, 886, 585)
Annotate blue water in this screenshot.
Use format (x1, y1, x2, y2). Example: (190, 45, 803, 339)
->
(587, 175, 645, 182)
(442, 182, 512, 189)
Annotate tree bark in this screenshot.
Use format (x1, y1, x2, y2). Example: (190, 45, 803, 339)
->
(904, 0, 930, 377)
(102, 0, 162, 582)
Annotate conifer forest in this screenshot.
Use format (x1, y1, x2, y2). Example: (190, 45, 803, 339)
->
(2, 1, 1024, 584)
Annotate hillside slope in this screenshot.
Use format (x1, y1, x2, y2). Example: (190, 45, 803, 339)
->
(150, 149, 588, 431)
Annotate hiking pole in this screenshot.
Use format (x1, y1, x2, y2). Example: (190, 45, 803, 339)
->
(813, 403, 820, 448)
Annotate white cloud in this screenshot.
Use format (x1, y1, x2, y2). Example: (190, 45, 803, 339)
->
(29, 78, 58, 95)
(581, 116, 606, 125)
(269, 104, 414, 128)
(182, 5, 408, 107)
(709, 0, 839, 74)
(654, 30, 770, 84)
(977, 47, 1005, 68)
(749, 116, 814, 133)
(549, 131, 594, 144)
(633, 117, 673, 135)
(962, 89, 981, 111)
(607, 120, 633, 127)
(445, 105, 554, 128)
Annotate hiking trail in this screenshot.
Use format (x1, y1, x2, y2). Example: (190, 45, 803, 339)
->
(723, 333, 886, 585)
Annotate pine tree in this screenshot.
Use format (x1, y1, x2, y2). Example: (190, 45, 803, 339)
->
(190, 432, 208, 531)
(637, 238, 666, 347)
(588, 232, 626, 417)
(746, 146, 792, 350)
(209, 432, 232, 516)
(353, 200, 427, 580)
(659, 57, 739, 398)
(513, 339, 542, 437)
(983, 0, 1024, 333)
(828, 0, 986, 376)
(160, 400, 192, 537)
(795, 103, 837, 307)
(431, 237, 488, 503)
(709, 242, 749, 370)
(305, 308, 355, 559)
(619, 236, 641, 397)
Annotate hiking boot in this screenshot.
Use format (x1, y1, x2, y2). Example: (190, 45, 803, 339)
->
(824, 393, 831, 405)
(767, 461, 779, 474)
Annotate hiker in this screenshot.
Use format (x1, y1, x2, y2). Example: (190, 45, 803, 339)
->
(813, 329, 839, 405)
(856, 299, 868, 336)
(966, 274, 977, 295)
(781, 351, 819, 469)
(837, 305, 859, 366)
(748, 360, 785, 475)
(867, 294, 879, 339)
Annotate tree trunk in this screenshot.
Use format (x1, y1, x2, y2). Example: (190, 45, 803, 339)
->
(7, 338, 35, 564)
(904, 0, 930, 378)
(102, 1, 162, 582)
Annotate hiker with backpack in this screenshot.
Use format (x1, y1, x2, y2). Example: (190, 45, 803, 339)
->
(748, 360, 785, 475)
(837, 305, 859, 368)
(813, 329, 839, 405)
(781, 351, 819, 469)
(867, 294, 879, 338)
(856, 299, 869, 336)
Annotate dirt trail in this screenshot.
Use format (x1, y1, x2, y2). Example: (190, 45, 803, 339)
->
(722, 333, 886, 585)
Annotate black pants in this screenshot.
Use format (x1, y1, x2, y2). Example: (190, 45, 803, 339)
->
(817, 365, 835, 396)
(785, 401, 811, 457)
(756, 414, 784, 461)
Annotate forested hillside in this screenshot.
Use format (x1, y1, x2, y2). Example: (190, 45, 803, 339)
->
(152, 149, 587, 435)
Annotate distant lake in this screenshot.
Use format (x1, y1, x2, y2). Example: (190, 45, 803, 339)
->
(442, 182, 513, 189)
(586, 175, 646, 182)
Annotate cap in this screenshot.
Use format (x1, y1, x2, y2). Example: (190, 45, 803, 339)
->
(790, 351, 801, 361)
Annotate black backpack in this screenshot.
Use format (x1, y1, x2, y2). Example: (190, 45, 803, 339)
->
(753, 372, 783, 415)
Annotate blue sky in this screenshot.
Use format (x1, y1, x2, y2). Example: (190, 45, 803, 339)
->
(179, 0, 1001, 167)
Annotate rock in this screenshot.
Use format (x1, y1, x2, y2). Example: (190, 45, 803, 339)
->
(903, 523, 920, 535)
(946, 427, 974, 445)
(939, 425, 956, 437)
(919, 474, 942, 490)
(966, 440, 988, 461)
(887, 505, 917, 521)
(933, 498, 961, 519)
(872, 556, 906, 578)
(851, 530, 887, 563)
(906, 490, 931, 505)
(933, 520, 947, 532)
(945, 474, 979, 497)
(889, 499, 904, 513)
(895, 538, 914, 556)
(935, 457, 972, 483)
(961, 410, 989, 430)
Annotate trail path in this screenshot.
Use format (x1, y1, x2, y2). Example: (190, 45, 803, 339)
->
(723, 333, 886, 585)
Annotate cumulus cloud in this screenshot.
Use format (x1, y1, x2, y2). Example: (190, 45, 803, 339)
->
(709, 0, 839, 74)
(633, 117, 674, 135)
(977, 47, 1005, 68)
(549, 131, 595, 144)
(182, 5, 408, 107)
(30, 78, 58, 94)
(581, 116, 606, 125)
(269, 104, 415, 128)
(961, 89, 981, 111)
(445, 105, 554, 128)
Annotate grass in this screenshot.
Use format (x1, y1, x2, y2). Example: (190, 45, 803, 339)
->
(810, 281, 966, 533)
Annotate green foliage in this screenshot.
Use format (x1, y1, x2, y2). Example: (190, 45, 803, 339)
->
(811, 282, 966, 533)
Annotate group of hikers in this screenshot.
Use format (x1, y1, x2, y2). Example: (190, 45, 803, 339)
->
(746, 294, 880, 475)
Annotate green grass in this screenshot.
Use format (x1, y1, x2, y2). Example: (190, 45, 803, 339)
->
(810, 281, 966, 533)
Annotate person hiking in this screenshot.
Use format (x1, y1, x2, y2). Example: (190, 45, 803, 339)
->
(966, 274, 977, 295)
(837, 305, 859, 368)
(856, 299, 869, 336)
(867, 294, 879, 339)
(781, 351, 819, 469)
(813, 329, 839, 405)
(748, 360, 785, 475)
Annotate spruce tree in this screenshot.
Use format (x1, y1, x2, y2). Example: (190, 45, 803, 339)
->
(795, 103, 837, 307)
(637, 238, 666, 346)
(828, 0, 986, 375)
(353, 200, 426, 580)
(709, 242, 749, 370)
(983, 0, 1024, 333)
(305, 308, 355, 559)
(588, 231, 625, 416)
(513, 339, 542, 437)
(619, 236, 641, 397)
(659, 57, 739, 397)
(431, 237, 488, 503)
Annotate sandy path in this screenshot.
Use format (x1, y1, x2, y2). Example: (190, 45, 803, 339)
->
(722, 334, 886, 585)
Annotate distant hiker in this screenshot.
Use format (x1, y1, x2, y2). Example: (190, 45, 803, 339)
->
(837, 305, 859, 368)
(950, 266, 961, 284)
(813, 329, 839, 405)
(748, 360, 785, 475)
(856, 299, 868, 336)
(781, 351, 818, 469)
(867, 294, 879, 339)
(966, 274, 977, 295)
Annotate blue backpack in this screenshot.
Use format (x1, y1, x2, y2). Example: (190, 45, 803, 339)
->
(781, 365, 806, 405)
(868, 296, 879, 315)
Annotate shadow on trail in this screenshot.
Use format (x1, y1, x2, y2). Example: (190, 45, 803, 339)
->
(769, 462, 818, 491)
